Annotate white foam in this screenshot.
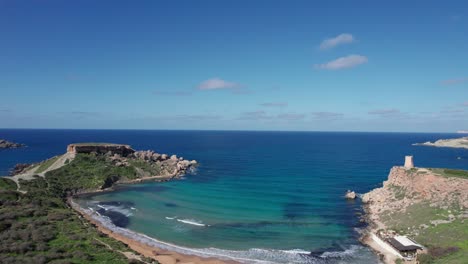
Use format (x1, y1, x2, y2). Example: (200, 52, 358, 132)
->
(96, 203, 133, 217)
(177, 218, 208, 227)
(320, 245, 359, 258)
(165, 216, 176, 220)
(280, 249, 310, 254)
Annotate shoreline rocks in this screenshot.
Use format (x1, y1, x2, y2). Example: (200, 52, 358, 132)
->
(0, 139, 26, 149)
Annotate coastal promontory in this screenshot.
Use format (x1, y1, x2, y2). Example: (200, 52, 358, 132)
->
(413, 137, 468, 149)
(0, 143, 202, 264)
(362, 163, 468, 263)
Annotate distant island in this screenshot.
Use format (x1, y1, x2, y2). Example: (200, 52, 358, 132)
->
(361, 156, 468, 264)
(457, 131, 468, 134)
(0, 139, 25, 149)
(0, 143, 218, 264)
(413, 137, 468, 149)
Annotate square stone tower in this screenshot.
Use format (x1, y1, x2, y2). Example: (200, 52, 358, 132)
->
(404, 155, 414, 168)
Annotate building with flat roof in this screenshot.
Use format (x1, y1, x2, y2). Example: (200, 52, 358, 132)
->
(387, 235, 423, 259)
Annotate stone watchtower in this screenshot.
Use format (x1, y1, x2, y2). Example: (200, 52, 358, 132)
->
(404, 155, 414, 169)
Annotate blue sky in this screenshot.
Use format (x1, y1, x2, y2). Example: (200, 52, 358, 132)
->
(1, 0, 467, 132)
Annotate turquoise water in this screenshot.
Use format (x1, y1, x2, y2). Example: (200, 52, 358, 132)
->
(2, 130, 468, 263)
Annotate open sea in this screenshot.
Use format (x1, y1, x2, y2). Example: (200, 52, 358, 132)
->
(1, 129, 468, 263)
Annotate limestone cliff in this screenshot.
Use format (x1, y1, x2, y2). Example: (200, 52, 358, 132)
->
(363, 167, 468, 217)
(362, 167, 468, 263)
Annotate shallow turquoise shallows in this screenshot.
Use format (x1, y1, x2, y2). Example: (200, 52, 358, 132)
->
(2, 130, 467, 263)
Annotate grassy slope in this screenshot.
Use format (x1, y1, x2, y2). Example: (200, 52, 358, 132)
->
(429, 168, 468, 180)
(35, 156, 60, 173)
(379, 170, 468, 264)
(0, 154, 158, 264)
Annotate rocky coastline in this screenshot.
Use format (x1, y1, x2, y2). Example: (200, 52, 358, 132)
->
(413, 136, 468, 149)
(0, 139, 25, 149)
(360, 166, 468, 263)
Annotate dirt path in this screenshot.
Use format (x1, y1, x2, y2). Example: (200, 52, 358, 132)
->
(4, 152, 75, 192)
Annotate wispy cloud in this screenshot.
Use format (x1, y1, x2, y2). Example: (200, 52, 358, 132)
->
(168, 114, 223, 121)
(368, 108, 401, 116)
(451, 15, 462, 21)
(153, 90, 193, 96)
(238, 111, 271, 120)
(260, 102, 288, 107)
(440, 108, 465, 114)
(319, 33, 355, 50)
(277, 113, 305, 121)
(238, 111, 305, 121)
(311, 112, 344, 120)
(440, 77, 467, 86)
(197, 78, 240, 90)
(314, 55, 368, 70)
(368, 108, 413, 120)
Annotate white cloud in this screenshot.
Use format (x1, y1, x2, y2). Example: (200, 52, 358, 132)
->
(315, 55, 368, 70)
(319, 33, 355, 50)
(440, 78, 467, 86)
(368, 109, 401, 115)
(197, 78, 239, 90)
(311, 112, 344, 120)
(260, 102, 288, 107)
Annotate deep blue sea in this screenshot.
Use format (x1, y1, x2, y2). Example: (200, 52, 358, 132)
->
(1, 129, 468, 263)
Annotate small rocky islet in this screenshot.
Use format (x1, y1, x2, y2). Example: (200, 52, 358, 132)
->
(0, 139, 25, 149)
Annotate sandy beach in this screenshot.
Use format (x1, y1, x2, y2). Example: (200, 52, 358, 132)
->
(69, 199, 239, 264)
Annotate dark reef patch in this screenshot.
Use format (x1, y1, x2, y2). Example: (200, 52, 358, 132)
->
(96, 208, 129, 227)
(164, 202, 177, 207)
(99, 201, 135, 207)
(283, 202, 312, 219)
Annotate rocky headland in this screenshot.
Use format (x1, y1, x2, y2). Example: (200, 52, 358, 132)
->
(413, 137, 468, 149)
(361, 166, 468, 263)
(0, 143, 212, 264)
(0, 139, 25, 149)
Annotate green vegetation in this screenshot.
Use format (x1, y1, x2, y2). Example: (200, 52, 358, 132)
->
(429, 168, 468, 179)
(387, 184, 407, 200)
(0, 153, 159, 263)
(380, 202, 467, 264)
(45, 154, 141, 197)
(35, 156, 60, 173)
(0, 178, 17, 191)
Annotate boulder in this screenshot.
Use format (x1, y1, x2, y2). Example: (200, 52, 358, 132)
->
(161, 154, 168, 160)
(170, 155, 178, 161)
(345, 190, 357, 199)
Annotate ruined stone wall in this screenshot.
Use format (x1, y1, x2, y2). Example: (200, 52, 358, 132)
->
(67, 144, 135, 157)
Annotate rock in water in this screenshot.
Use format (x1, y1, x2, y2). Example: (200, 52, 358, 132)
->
(345, 190, 357, 199)
(0, 139, 26, 149)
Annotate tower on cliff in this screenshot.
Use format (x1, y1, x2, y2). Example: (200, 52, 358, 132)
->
(404, 155, 414, 169)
